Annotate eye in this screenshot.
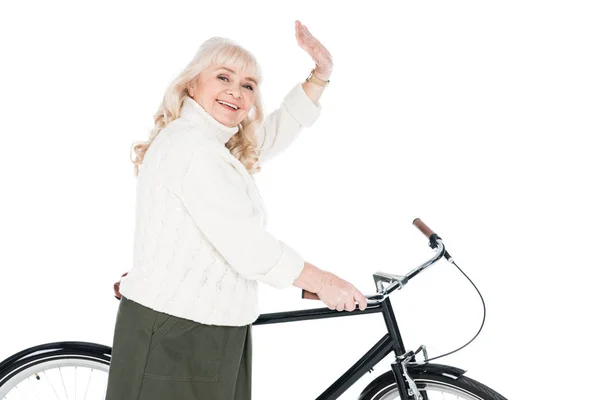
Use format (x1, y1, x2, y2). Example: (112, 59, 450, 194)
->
(218, 75, 228, 82)
(243, 84, 254, 91)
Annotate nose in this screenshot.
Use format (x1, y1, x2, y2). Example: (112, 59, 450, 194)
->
(226, 86, 242, 99)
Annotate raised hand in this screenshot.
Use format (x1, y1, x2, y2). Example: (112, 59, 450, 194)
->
(295, 20, 333, 80)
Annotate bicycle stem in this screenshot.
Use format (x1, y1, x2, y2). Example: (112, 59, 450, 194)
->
(365, 239, 446, 305)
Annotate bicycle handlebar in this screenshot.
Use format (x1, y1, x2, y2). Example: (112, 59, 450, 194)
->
(301, 218, 448, 305)
(301, 290, 320, 300)
(413, 218, 435, 239)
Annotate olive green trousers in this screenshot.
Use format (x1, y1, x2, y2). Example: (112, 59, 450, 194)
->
(105, 296, 252, 400)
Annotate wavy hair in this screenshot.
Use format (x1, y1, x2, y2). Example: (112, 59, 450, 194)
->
(130, 37, 264, 176)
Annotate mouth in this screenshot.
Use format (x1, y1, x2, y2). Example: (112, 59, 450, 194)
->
(216, 100, 240, 111)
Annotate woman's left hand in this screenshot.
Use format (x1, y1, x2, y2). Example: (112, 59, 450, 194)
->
(295, 20, 333, 81)
(113, 272, 128, 300)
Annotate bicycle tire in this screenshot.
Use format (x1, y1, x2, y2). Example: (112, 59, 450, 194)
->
(359, 370, 507, 400)
(0, 343, 110, 399)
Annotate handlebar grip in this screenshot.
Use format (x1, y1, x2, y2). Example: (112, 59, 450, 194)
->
(301, 289, 320, 300)
(413, 218, 435, 238)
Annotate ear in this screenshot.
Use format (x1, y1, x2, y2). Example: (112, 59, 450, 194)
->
(187, 78, 198, 98)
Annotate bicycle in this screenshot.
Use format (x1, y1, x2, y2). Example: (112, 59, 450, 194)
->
(0, 219, 507, 399)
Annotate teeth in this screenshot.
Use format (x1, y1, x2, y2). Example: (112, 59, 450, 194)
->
(217, 100, 238, 110)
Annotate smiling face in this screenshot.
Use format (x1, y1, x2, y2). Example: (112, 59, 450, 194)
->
(188, 65, 258, 128)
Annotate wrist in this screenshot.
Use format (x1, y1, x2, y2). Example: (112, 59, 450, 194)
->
(294, 262, 327, 293)
(306, 68, 330, 87)
(313, 69, 331, 81)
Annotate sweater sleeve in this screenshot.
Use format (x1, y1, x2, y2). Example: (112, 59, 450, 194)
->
(179, 147, 305, 289)
(256, 83, 321, 164)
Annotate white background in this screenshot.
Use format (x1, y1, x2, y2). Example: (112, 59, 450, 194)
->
(1, 1, 598, 399)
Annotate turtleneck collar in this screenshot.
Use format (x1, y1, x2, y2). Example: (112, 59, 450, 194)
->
(180, 96, 239, 145)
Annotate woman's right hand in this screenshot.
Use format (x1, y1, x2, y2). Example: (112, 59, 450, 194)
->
(316, 272, 368, 312)
(294, 262, 367, 311)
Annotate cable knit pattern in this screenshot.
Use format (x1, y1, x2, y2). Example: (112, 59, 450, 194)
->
(119, 83, 321, 326)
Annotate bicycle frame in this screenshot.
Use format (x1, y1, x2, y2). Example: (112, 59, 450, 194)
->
(253, 297, 409, 399)
(252, 233, 451, 400)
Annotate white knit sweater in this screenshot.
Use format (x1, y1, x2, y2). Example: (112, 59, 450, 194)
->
(119, 83, 320, 326)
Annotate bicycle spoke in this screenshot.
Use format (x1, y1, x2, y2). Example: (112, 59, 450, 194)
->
(59, 367, 69, 400)
(84, 369, 93, 400)
(26, 376, 42, 400)
(43, 371, 62, 400)
(100, 375, 107, 400)
(16, 384, 26, 400)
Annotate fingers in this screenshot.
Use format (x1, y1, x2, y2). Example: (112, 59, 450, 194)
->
(320, 297, 335, 310)
(355, 289, 368, 311)
(343, 288, 363, 312)
(341, 287, 368, 312)
(321, 295, 336, 310)
(344, 299, 356, 312)
(295, 20, 317, 49)
(336, 292, 347, 311)
(329, 294, 351, 312)
(296, 20, 309, 36)
(295, 20, 308, 43)
(294, 21, 328, 56)
(295, 20, 302, 43)
(113, 281, 122, 299)
(344, 289, 367, 312)
(113, 272, 128, 300)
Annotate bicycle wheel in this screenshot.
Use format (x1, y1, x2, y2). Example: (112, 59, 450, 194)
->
(359, 370, 507, 400)
(0, 342, 110, 400)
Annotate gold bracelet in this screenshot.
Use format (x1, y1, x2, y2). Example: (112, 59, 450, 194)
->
(305, 69, 330, 87)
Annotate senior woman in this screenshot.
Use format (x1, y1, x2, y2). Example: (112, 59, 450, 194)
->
(105, 21, 367, 400)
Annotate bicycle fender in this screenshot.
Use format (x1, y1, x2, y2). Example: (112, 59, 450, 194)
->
(407, 362, 466, 379)
(358, 363, 466, 400)
(0, 341, 111, 378)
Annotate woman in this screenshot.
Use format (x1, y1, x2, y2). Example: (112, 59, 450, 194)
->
(106, 20, 367, 400)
